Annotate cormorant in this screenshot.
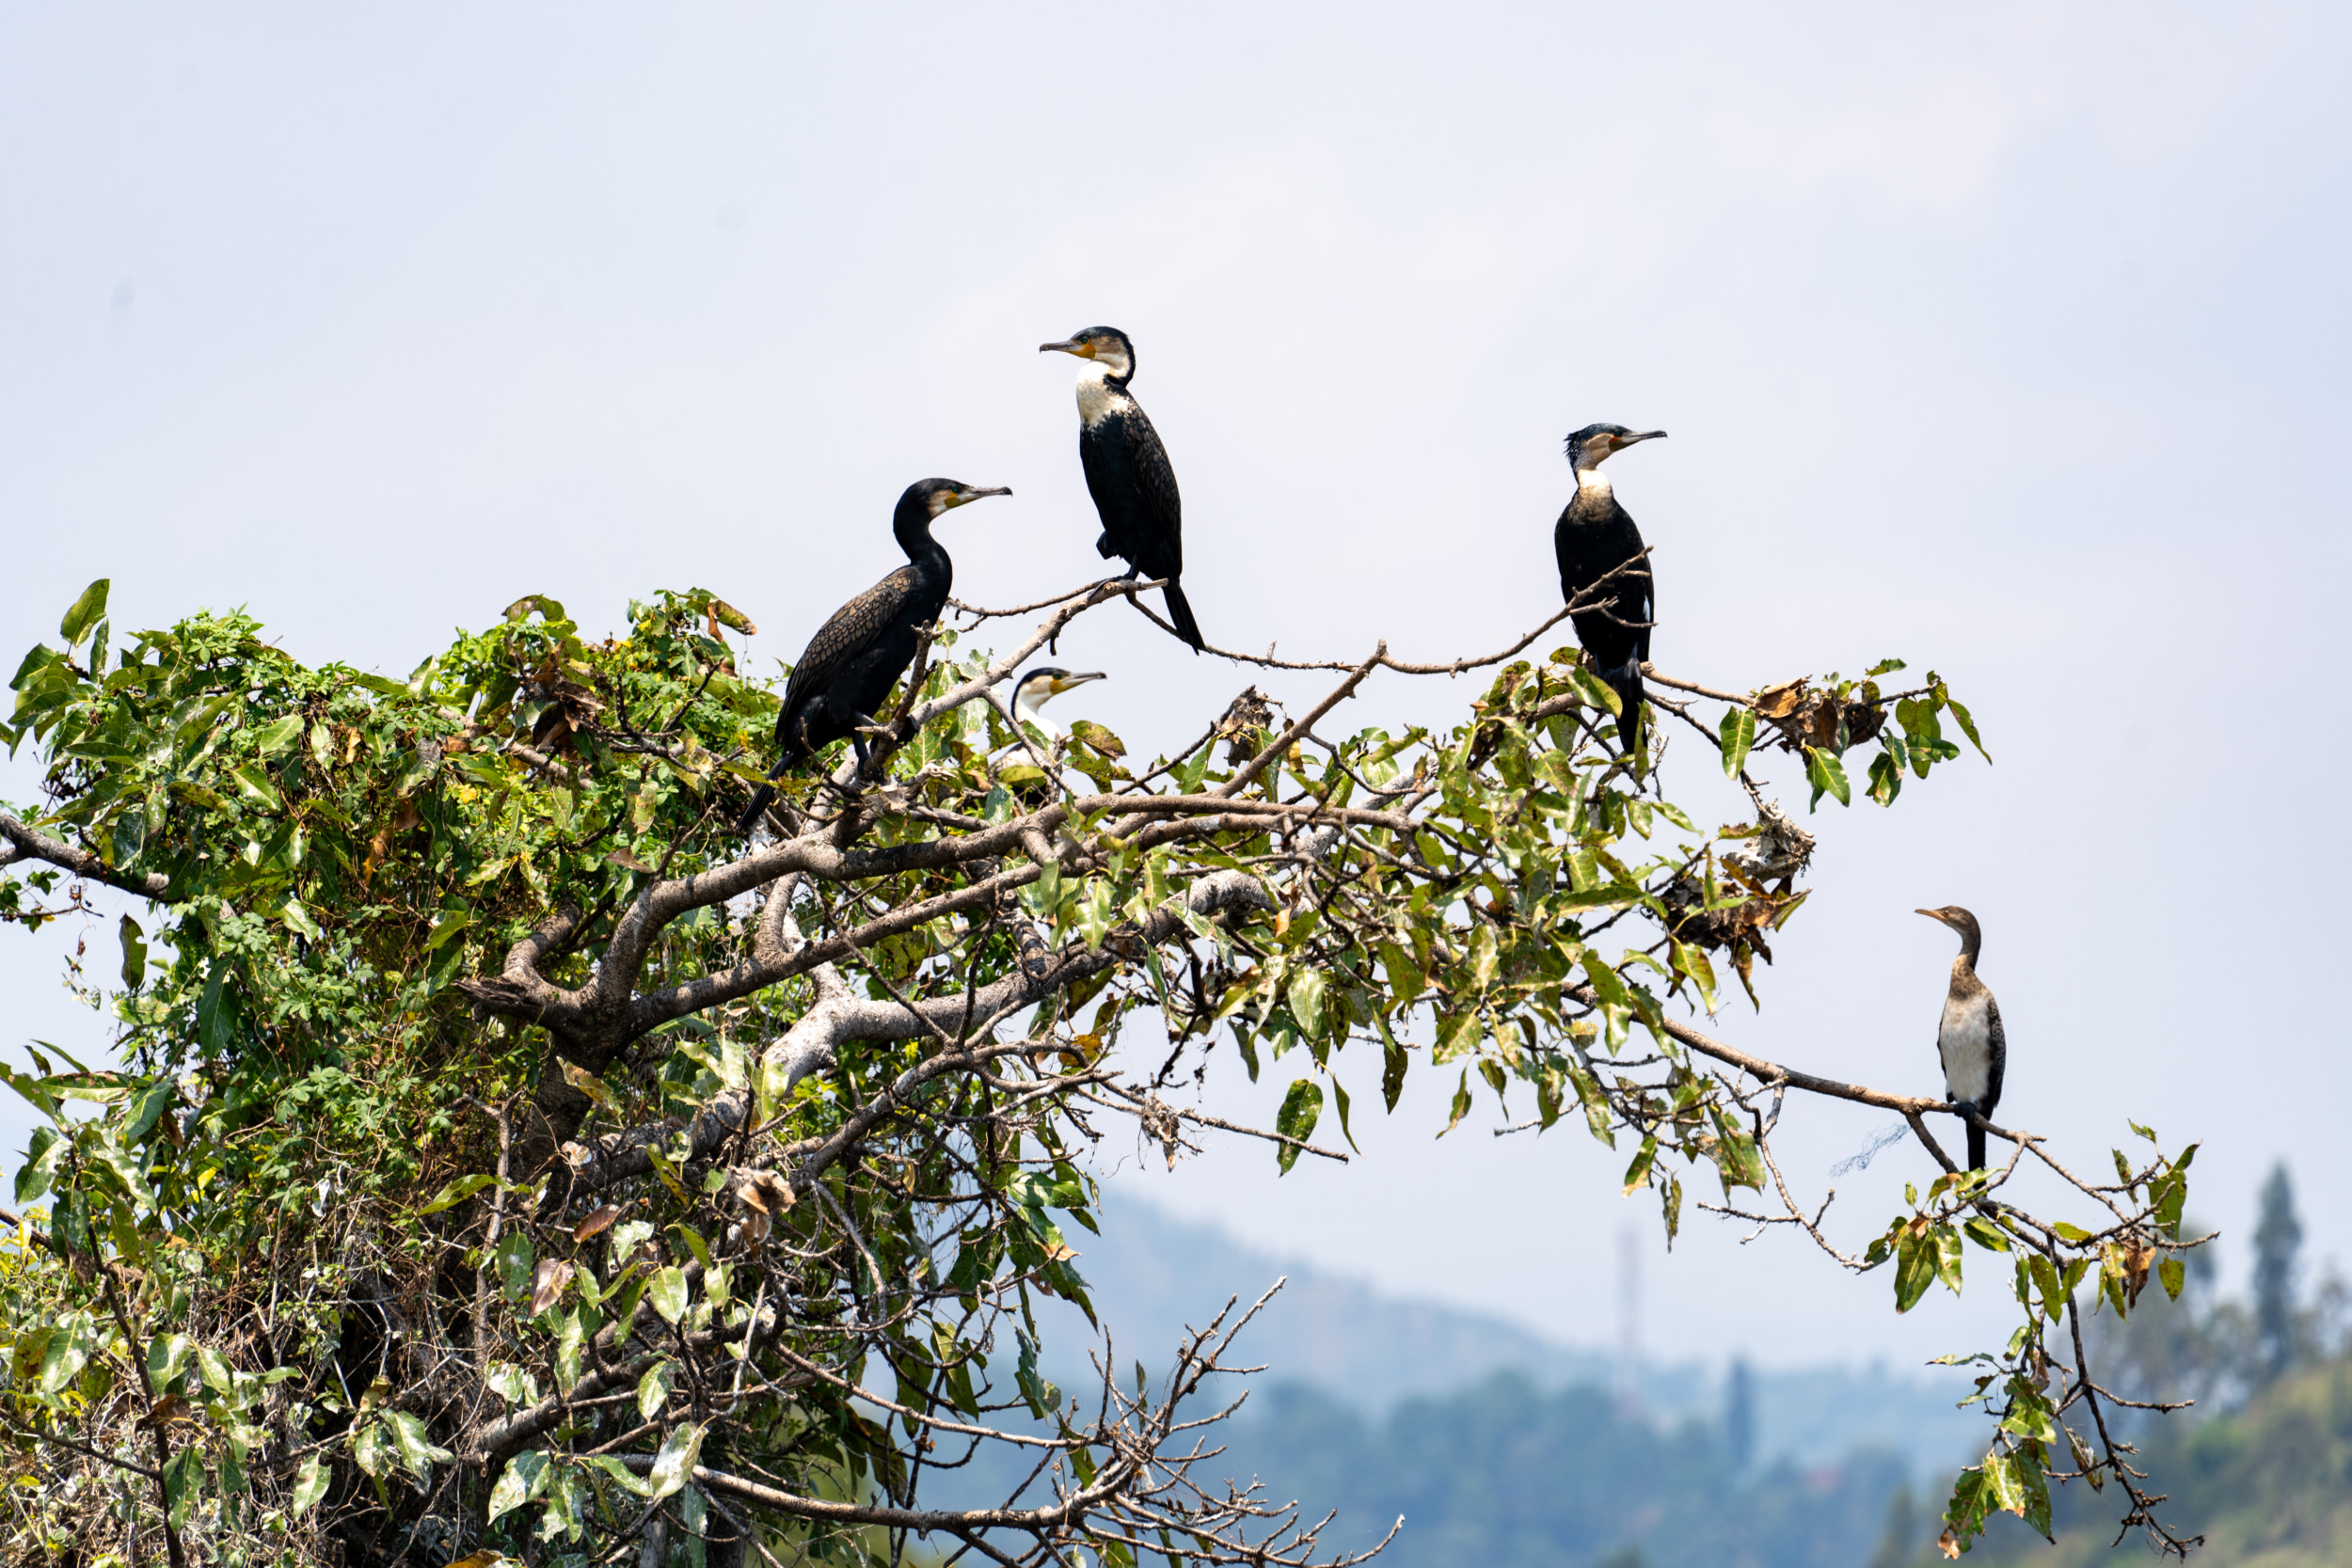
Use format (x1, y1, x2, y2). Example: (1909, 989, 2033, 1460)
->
(1009, 667, 1106, 741)
(1917, 905, 2007, 1171)
(1039, 327, 1202, 651)
(1557, 424, 1665, 747)
(737, 478, 1011, 832)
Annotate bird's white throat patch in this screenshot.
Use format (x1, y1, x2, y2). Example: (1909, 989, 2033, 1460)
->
(1074, 362, 1129, 427)
(1575, 467, 1614, 500)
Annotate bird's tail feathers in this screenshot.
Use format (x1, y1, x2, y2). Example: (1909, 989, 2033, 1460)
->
(1967, 1118, 1988, 1174)
(735, 747, 803, 836)
(1607, 663, 1645, 749)
(735, 784, 777, 837)
(1162, 580, 1205, 653)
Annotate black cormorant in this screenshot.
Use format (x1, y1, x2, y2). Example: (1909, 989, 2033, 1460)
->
(1556, 423, 1665, 747)
(1039, 326, 1202, 651)
(1918, 905, 2006, 1171)
(737, 478, 1011, 832)
(1009, 667, 1106, 741)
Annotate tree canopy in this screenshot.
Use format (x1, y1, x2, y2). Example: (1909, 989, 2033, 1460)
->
(0, 572, 2206, 1565)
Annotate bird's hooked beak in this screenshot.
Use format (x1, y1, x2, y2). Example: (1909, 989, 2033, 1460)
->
(1039, 339, 1097, 358)
(1053, 671, 1107, 694)
(944, 485, 1013, 511)
(1616, 430, 1668, 449)
(1915, 907, 1952, 927)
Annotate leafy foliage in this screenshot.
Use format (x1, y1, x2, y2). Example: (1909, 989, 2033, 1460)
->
(0, 575, 2198, 1564)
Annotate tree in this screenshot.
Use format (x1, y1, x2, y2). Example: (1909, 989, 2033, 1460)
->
(1723, 1357, 1756, 1477)
(0, 568, 2207, 1565)
(2251, 1163, 2302, 1386)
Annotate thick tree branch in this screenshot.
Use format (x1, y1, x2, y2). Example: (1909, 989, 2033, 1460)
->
(0, 813, 171, 899)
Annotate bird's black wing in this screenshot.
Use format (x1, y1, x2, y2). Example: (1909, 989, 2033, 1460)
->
(1980, 993, 2007, 1122)
(1633, 544, 1654, 667)
(778, 566, 919, 738)
(1122, 399, 1184, 578)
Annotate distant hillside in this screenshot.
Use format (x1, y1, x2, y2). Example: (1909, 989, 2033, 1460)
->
(1228, 1374, 1912, 1568)
(1033, 1196, 1979, 1480)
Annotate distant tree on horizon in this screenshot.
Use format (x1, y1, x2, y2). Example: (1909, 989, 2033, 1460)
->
(2252, 1162, 2304, 1386)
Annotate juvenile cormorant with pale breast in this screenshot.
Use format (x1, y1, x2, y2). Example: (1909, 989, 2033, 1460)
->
(737, 478, 1011, 832)
(1918, 905, 2007, 1171)
(1039, 326, 1202, 651)
(1556, 424, 1665, 748)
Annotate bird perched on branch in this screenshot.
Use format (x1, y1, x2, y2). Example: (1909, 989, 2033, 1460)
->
(1918, 905, 2006, 1171)
(737, 478, 1011, 832)
(1557, 424, 1665, 748)
(1039, 326, 1202, 651)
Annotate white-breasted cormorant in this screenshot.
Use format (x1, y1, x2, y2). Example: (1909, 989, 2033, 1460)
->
(737, 478, 1011, 832)
(1557, 423, 1665, 747)
(1039, 326, 1202, 651)
(1010, 667, 1106, 740)
(1918, 905, 2007, 1171)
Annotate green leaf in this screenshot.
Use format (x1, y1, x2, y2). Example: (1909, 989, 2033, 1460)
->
(1718, 705, 1756, 778)
(59, 579, 110, 645)
(1380, 1027, 1408, 1113)
(1894, 1232, 1936, 1313)
(352, 1418, 389, 1478)
(37, 1314, 89, 1393)
(1982, 1449, 2026, 1515)
(486, 1362, 540, 1405)
(1946, 696, 1992, 761)
(646, 1422, 706, 1500)
(1275, 1079, 1324, 1175)
(1375, 942, 1424, 1005)
(124, 1076, 175, 1146)
(1867, 749, 1902, 807)
(119, 914, 146, 990)
(495, 1229, 535, 1299)
(1286, 969, 1327, 1039)
(227, 764, 282, 811)
(422, 907, 472, 953)
(487, 1449, 549, 1521)
(1803, 746, 1851, 810)
(281, 898, 326, 944)
(1963, 1216, 2011, 1253)
(15, 1127, 60, 1204)
(2052, 1221, 2094, 1243)
(1932, 1223, 1965, 1295)
(2159, 1256, 2185, 1300)
(648, 1265, 690, 1324)
(1712, 1121, 1764, 1194)
(165, 1445, 203, 1529)
(639, 1360, 675, 1421)
(291, 1450, 332, 1513)
(383, 1408, 454, 1479)
(1331, 1078, 1359, 1154)
(1440, 1069, 1473, 1138)
(251, 713, 305, 756)
(417, 1173, 497, 1216)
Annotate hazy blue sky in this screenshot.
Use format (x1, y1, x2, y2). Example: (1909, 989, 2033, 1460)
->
(3, 4, 2347, 1374)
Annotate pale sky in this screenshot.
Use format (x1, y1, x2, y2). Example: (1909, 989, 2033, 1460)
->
(3, 4, 2346, 1374)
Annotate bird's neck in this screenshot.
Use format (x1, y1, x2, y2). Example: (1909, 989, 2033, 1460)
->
(1949, 952, 1979, 988)
(1575, 466, 1614, 501)
(892, 508, 950, 578)
(1074, 361, 1131, 428)
(1012, 697, 1061, 738)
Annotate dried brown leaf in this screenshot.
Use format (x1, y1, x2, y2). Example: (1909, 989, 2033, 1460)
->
(530, 1258, 575, 1317)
